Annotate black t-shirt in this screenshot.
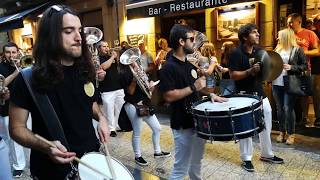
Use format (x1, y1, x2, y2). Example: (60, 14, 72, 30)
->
(0, 62, 16, 116)
(10, 66, 100, 179)
(120, 65, 148, 104)
(99, 55, 122, 92)
(158, 54, 200, 130)
(311, 30, 320, 74)
(228, 45, 265, 97)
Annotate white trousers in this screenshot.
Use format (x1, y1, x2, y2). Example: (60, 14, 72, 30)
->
(0, 115, 32, 170)
(239, 97, 274, 161)
(101, 89, 125, 131)
(124, 102, 162, 157)
(0, 139, 12, 180)
(170, 128, 205, 180)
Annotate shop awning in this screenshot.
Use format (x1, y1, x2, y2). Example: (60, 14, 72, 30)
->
(127, 0, 258, 19)
(0, 2, 49, 32)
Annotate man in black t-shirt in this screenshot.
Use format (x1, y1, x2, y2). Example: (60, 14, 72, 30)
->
(9, 5, 109, 179)
(310, 15, 320, 127)
(229, 23, 284, 172)
(0, 42, 29, 178)
(98, 41, 125, 137)
(159, 24, 226, 179)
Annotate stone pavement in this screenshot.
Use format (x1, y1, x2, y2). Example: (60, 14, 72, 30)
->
(16, 114, 320, 179)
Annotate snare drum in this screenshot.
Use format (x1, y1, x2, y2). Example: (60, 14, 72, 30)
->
(191, 94, 265, 141)
(78, 152, 134, 180)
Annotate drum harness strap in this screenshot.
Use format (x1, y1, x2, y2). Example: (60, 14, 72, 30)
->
(21, 67, 79, 180)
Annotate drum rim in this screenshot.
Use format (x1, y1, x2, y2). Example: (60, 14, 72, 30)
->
(191, 94, 262, 116)
(78, 152, 134, 179)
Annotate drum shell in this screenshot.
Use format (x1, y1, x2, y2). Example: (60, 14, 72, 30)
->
(192, 95, 264, 141)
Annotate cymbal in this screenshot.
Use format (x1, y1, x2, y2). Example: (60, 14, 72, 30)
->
(254, 50, 283, 81)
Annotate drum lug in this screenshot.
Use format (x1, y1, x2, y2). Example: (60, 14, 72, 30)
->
(228, 107, 238, 143)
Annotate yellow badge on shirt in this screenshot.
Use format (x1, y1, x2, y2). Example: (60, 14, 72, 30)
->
(84, 82, 95, 97)
(191, 69, 197, 79)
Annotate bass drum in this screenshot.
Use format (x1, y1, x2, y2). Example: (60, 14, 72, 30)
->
(192, 94, 265, 141)
(78, 152, 134, 180)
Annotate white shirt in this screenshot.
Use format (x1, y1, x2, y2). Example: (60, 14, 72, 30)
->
(272, 49, 290, 86)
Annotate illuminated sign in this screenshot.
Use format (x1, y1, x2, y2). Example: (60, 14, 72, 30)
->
(127, 0, 258, 18)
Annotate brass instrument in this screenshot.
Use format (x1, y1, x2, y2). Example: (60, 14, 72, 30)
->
(20, 55, 34, 68)
(186, 31, 208, 68)
(0, 74, 6, 105)
(84, 27, 103, 88)
(120, 47, 152, 99)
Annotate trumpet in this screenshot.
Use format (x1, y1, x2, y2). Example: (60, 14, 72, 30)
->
(0, 74, 5, 105)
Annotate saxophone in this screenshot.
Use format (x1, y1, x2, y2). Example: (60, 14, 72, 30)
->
(84, 27, 103, 88)
(120, 47, 152, 99)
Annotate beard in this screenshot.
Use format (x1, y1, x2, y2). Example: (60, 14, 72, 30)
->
(183, 46, 194, 54)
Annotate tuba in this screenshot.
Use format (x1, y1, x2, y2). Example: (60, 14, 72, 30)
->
(120, 47, 152, 99)
(84, 27, 103, 88)
(186, 31, 209, 69)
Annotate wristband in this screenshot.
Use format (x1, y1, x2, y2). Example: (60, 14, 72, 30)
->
(190, 84, 197, 92)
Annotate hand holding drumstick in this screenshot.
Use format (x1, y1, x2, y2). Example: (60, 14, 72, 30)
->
(34, 134, 110, 179)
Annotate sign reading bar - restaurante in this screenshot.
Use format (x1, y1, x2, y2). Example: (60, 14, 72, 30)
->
(127, 0, 257, 18)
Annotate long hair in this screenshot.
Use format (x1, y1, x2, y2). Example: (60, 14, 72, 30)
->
(274, 28, 298, 52)
(200, 42, 216, 58)
(32, 5, 95, 92)
(221, 41, 235, 66)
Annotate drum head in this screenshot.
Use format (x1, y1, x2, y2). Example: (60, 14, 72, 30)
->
(78, 152, 134, 180)
(194, 97, 259, 112)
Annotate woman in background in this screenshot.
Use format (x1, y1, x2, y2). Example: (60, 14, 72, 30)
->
(273, 28, 307, 145)
(200, 42, 218, 93)
(217, 41, 236, 95)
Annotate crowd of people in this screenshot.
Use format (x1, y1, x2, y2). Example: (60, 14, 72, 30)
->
(0, 4, 319, 180)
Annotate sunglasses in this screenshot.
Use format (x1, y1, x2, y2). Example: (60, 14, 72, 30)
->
(184, 36, 195, 43)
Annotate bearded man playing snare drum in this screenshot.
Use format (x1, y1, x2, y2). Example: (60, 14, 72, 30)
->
(9, 5, 109, 179)
(229, 23, 284, 172)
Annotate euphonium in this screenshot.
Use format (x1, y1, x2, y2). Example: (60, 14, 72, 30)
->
(120, 47, 152, 99)
(84, 27, 103, 88)
(186, 31, 208, 69)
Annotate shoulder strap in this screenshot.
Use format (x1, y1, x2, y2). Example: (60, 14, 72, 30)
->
(21, 67, 70, 150)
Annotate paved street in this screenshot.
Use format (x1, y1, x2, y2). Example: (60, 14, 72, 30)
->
(16, 114, 320, 179)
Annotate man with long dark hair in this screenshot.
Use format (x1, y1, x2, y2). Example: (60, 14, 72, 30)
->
(229, 23, 284, 172)
(8, 5, 109, 179)
(159, 24, 226, 180)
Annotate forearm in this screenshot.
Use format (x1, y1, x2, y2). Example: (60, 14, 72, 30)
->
(305, 48, 319, 57)
(4, 71, 19, 86)
(92, 102, 105, 121)
(10, 126, 50, 154)
(230, 70, 250, 80)
(127, 80, 137, 95)
(100, 58, 114, 70)
(163, 86, 193, 103)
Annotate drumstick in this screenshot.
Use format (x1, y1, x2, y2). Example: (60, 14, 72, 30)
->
(103, 142, 117, 179)
(34, 134, 110, 179)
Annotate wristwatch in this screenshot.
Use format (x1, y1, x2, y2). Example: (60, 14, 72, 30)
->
(190, 84, 197, 92)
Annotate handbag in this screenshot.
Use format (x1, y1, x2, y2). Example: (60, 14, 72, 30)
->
(283, 72, 312, 96)
(134, 104, 155, 116)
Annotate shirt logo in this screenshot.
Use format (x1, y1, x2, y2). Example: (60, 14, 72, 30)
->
(191, 69, 197, 79)
(84, 82, 95, 97)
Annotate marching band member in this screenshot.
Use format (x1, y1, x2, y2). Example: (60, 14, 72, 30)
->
(120, 54, 171, 166)
(98, 41, 125, 137)
(229, 23, 284, 172)
(159, 24, 226, 180)
(9, 5, 108, 179)
(0, 42, 28, 178)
